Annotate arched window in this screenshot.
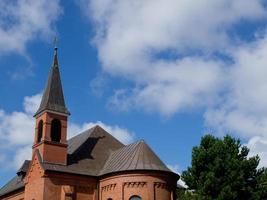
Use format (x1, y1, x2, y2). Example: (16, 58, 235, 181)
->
(129, 196, 141, 200)
(50, 119, 61, 142)
(107, 198, 113, 200)
(37, 120, 43, 143)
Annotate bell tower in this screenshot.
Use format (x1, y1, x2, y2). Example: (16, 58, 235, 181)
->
(32, 46, 70, 165)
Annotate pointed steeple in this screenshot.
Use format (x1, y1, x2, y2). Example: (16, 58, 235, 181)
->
(34, 47, 70, 117)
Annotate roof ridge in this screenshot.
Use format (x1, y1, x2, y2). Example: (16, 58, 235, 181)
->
(113, 140, 139, 152)
(134, 140, 144, 169)
(140, 140, 167, 166)
(99, 139, 175, 176)
(67, 126, 97, 154)
(118, 140, 141, 171)
(68, 126, 96, 142)
(94, 125, 125, 146)
(98, 141, 138, 174)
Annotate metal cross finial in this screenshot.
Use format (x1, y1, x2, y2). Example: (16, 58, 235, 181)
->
(53, 36, 58, 49)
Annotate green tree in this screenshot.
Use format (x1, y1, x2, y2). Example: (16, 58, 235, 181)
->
(181, 135, 267, 200)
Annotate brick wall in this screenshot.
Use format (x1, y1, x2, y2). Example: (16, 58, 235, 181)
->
(99, 171, 177, 200)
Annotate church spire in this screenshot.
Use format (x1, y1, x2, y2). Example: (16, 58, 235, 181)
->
(52, 47, 59, 67)
(34, 47, 70, 117)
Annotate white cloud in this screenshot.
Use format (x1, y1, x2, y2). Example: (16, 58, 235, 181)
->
(203, 33, 267, 167)
(23, 93, 42, 115)
(108, 59, 225, 115)
(89, 0, 266, 59)
(0, 0, 62, 54)
(80, 0, 267, 116)
(0, 93, 134, 169)
(79, 0, 267, 166)
(167, 164, 188, 188)
(0, 110, 34, 146)
(246, 136, 267, 168)
(12, 146, 32, 170)
(205, 34, 267, 138)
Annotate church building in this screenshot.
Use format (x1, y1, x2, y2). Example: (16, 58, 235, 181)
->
(0, 47, 179, 200)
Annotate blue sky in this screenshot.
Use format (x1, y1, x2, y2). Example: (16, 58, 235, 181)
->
(1, 0, 267, 187)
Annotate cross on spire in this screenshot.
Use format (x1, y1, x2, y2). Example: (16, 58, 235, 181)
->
(53, 37, 58, 49)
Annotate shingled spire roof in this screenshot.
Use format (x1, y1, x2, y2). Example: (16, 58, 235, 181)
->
(34, 47, 70, 117)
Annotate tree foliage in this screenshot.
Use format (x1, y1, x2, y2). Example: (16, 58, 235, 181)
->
(181, 135, 267, 200)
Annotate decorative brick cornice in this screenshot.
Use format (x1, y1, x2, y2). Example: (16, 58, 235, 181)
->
(101, 183, 117, 192)
(154, 182, 171, 190)
(124, 181, 147, 188)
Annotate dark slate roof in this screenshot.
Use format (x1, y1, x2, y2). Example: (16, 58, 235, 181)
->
(0, 176, 24, 197)
(42, 126, 125, 176)
(99, 140, 172, 175)
(17, 160, 31, 175)
(0, 126, 176, 196)
(0, 160, 30, 197)
(34, 48, 70, 117)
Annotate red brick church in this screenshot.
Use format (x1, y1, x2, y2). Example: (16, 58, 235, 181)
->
(0, 48, 179, 200)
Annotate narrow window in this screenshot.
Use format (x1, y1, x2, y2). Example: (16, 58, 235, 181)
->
(129, 196, 141, 200)
(37, 120, 43, 143)
(51, 119, 61, 142)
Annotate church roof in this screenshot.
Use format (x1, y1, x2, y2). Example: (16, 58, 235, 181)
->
(0, 126, 177, 197)
(41, 126, 173, 176)
(0, 160, 30, 197)
(17, 160, 31, 176)
(0, 176, 24, 197)
(34, 48, 70, 117)
(42, 125, 125, 176)
(99, 140, 171, 175)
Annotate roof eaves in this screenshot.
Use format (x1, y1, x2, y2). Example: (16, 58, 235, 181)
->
(0, 176, 24, 197)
